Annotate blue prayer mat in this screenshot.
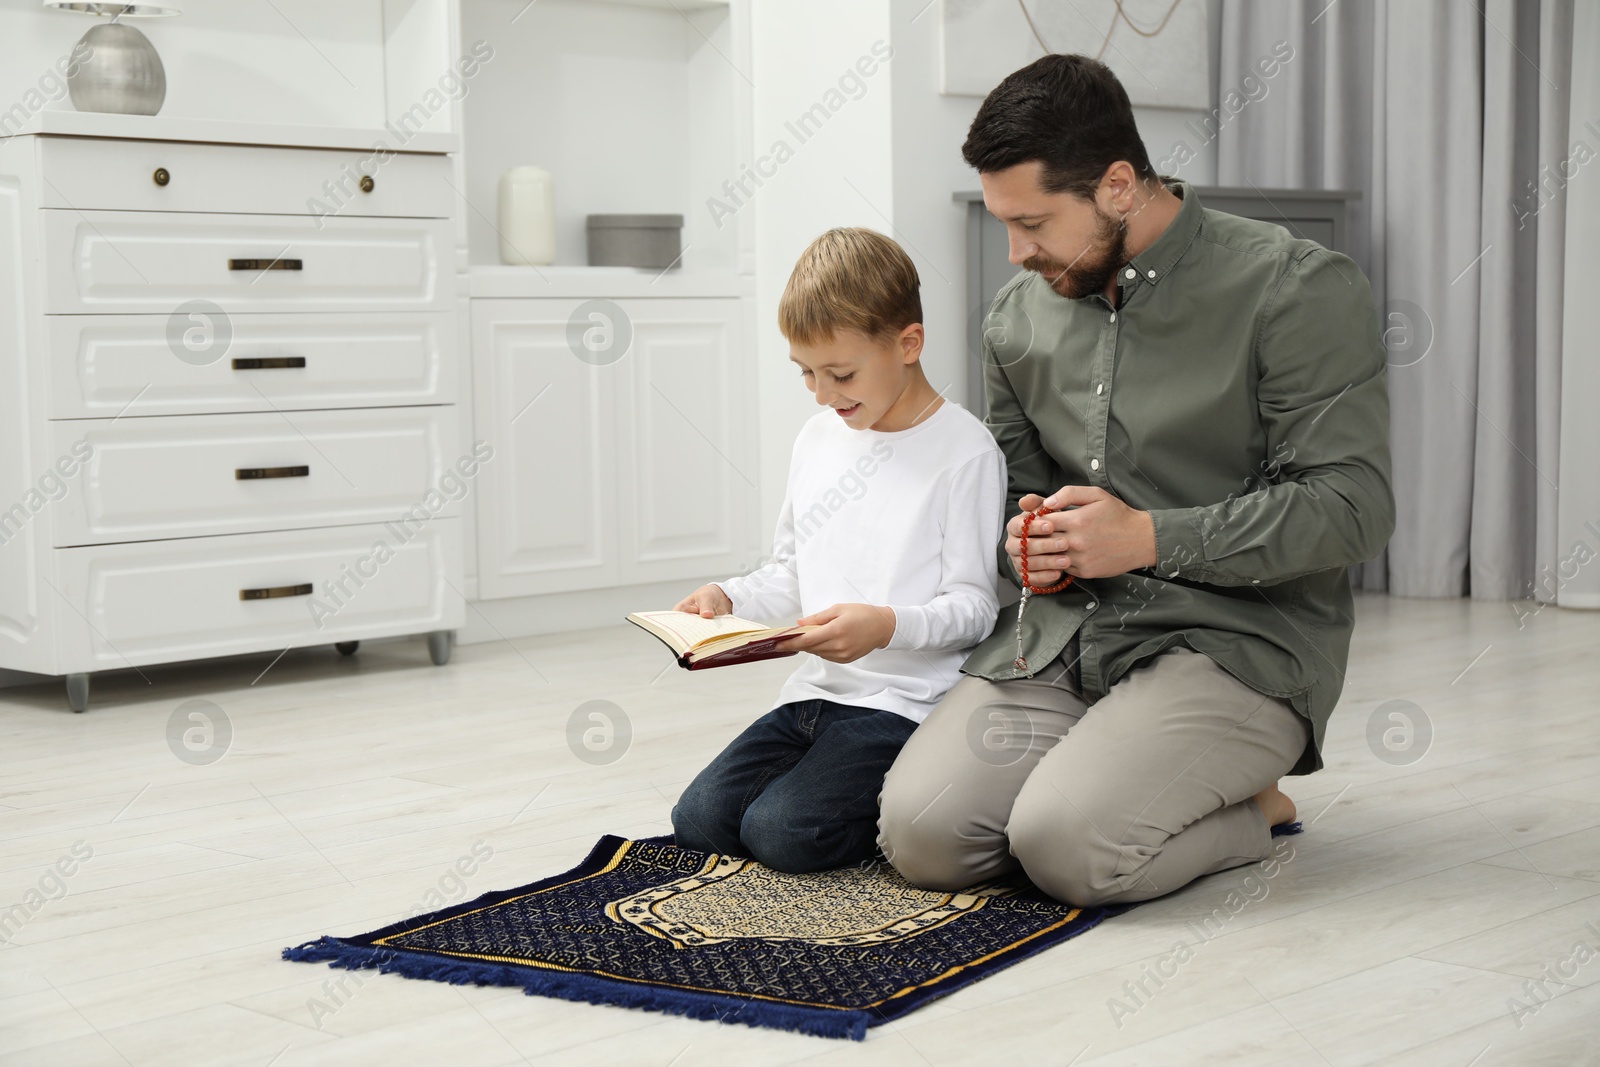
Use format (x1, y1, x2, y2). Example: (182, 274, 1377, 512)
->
(281, 832, 1158, 1040)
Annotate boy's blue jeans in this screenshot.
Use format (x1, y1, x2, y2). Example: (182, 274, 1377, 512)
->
(671, 698, 918, 874)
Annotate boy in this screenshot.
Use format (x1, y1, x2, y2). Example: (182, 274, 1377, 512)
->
(669, 227, 1006, 873)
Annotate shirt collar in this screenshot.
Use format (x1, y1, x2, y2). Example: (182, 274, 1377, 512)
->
(1124, 178, 1203, 289)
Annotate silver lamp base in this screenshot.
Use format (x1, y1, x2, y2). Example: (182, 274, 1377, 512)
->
(66, 21, 167, 116)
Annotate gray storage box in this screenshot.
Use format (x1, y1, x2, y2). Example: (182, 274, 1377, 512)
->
(586, 213, 684, 269)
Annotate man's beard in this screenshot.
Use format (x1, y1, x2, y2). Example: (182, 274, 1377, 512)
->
(1023, 206, 1128, 300)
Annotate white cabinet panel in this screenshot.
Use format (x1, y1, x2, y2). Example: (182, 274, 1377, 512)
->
(48, 311, 456, 418)
(55, 520, 463, 671)
(43, 211, 453, 314)
(51, 407, 460, 546)
(471, 297, 752, 599)
(472, 301, 617, 597)
(617, 301, 751, 585)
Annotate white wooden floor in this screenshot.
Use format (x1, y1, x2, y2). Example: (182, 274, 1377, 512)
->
(3, 591, 1599, 1066)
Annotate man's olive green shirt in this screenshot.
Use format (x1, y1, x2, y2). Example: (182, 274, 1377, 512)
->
(960, 180, 1395, 775)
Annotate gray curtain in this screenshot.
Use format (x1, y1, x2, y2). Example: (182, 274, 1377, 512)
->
(1215, 0, 1600, 605)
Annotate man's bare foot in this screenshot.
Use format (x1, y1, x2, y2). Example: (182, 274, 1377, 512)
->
(1251, 783, 1296, 827)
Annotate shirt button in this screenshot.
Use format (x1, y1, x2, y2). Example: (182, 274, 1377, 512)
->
(1086, 601, 1097, 611)
(1095, 382, 1105, 395)
(1147, 269, 1157, 279)
(1090, 458, 1100, 471)
(1109, 312, 1117, 323)
(1124, 268, 1136, 280)
(1252, 579, 1261, 584)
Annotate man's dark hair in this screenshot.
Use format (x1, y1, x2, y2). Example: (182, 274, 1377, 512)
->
(961, 54, 1157, 199)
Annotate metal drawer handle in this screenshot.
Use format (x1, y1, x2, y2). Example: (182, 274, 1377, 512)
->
(240, 583, 313, 601)
(231, 357, 306, 370)
(235, 465, 309, 480)
(153, 167, 170, 186)
(228, 257, 303, 271)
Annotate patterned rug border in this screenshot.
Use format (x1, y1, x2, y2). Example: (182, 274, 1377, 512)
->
(283, 833, 1152, 1041)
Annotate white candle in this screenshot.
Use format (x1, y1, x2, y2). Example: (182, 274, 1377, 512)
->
(498, 166, 556, 266)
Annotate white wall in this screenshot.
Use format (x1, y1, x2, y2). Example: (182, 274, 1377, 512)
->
(886, 0, 986, 418)
(748, 2, 897, 531)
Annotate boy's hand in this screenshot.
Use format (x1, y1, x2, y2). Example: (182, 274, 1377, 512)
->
(778, 603, 895, 663)
(1005, 487, 1157, 583)
(673, 584, 733, 619)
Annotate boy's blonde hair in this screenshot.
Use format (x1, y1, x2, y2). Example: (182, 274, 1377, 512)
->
(778, 227, 922, 346)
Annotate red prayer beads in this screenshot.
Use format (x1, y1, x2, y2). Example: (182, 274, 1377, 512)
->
(1017, 504, 1073, 594)
(1013, 504, 1073, 671)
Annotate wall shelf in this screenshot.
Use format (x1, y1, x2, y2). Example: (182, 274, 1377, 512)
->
(467, 265, 749, 299)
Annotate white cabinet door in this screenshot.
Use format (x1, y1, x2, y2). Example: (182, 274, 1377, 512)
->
(615, 299, 751, 586)
(471, 297, 750, 599)
(472, 299, 619, 598)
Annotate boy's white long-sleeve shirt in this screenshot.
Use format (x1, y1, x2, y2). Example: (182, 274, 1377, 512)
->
(715, 400, 1006, 724)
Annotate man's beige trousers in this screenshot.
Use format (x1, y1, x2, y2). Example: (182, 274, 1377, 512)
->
(878, 644, 1310, 905)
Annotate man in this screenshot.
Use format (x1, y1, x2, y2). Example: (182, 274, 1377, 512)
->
(877, 54, 1394, 907)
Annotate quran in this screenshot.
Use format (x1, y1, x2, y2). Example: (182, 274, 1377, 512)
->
(625, 611, 819, 670)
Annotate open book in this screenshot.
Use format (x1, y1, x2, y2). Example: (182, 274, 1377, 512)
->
(625, 611, 820, 671)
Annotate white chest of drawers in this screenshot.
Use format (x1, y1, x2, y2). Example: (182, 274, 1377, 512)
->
(0, 131, 465, 710)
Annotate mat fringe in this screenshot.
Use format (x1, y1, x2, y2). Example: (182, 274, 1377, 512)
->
(281, 935, 871, 1041)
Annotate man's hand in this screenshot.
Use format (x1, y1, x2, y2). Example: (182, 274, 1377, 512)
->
(673, 584, 733, 618)
(1005, 486, 1157, 584)
(776, 603, 895, 663)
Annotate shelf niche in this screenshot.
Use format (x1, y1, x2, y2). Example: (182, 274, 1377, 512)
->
(458, 0, 741, 276)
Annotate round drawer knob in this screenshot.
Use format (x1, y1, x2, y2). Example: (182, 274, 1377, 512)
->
(359, 175, 375, 193)
(153, 167, 170, 187)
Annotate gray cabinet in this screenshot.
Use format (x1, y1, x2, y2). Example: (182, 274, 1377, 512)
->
(1192, 186, 1359, 256)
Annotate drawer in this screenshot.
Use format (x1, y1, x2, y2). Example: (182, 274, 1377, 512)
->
(54, 520, 464, 671)
(48, 311, 457, 418)
(51, 407, 467, 546)
(43, 211, 452, 314)
(38, 137, 453, 218)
